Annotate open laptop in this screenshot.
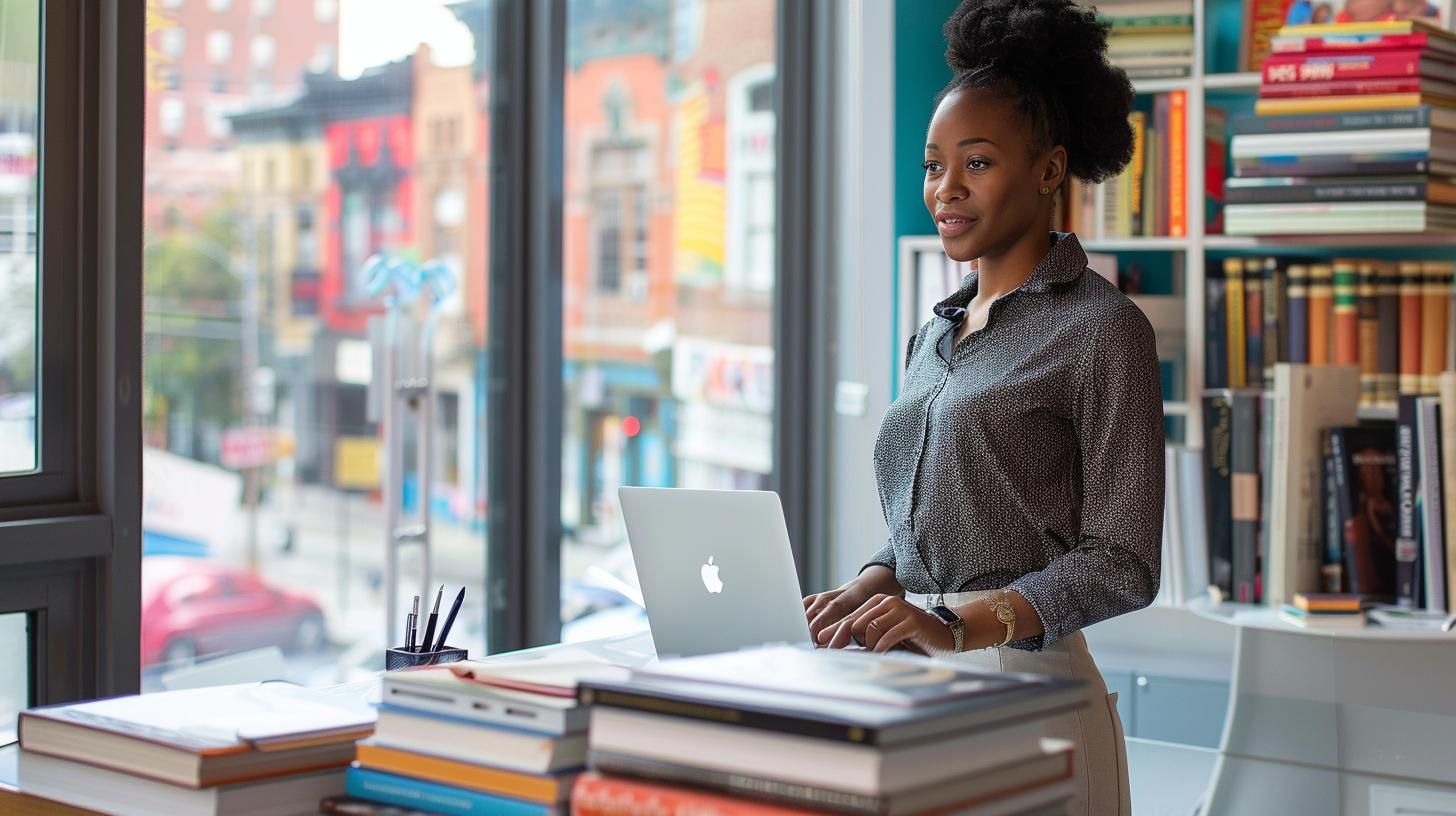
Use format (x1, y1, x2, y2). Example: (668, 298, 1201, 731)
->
(617, 487, 814, 658)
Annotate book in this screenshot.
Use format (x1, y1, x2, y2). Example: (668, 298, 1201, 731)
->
(1206, 105, 1228, 233)
(444, 655, 633, 700)
(1246, 258, 1267, 389)
(1232, 154, 1446, 177)
(382, 666, 591, 736)
(1232, 390, 1263, 602)
(1421, 262, 1453, 393)
(344, 766, 559, 816)
(1223, 176, 1456, 206)
(1259, 77, 1456, 97)
(1441, 372, 1456, 612)
(1170, 89, 1188, 236)
(0, 745, 101, 816)
(1309, 263, 1334, 366)
(1129, 110, 1148, 236)
(1287, 264, 1311, 365)
(1248, 0, 1298, 71)
(17, 683, 372, 788)
(1262, 50, 1456, 84)
(1255, 93, 1456, 115)
(1227, 258, 1249, 386)
(1271, 30, 1456, 58)
(1281, 19, 1456, 36)
(1416, 396, 1447, 611)
(1204, 390, 1235, 596)
(1401, 262, 1426, 395)
(1333, 259, 1360, 367)
(1225, 201, 1456, 233)
(1266, 364, 1361, 606)
(1231, 128, 1456, 159)
(321, 797, 439, 815)
(354, 742, 575, 804)
(1358, 263, 1382, 407)
(1158, 445, 1187, 607)
(1230, 106, 1456, 134)
(1398, 395, 1423, 606)
(1293, 591, 1364, 611)
(1367, 605, 1456, 628)
(1207, 262, 1230, 387)
(16, 751, 345, 816)
(1264, 258, 1289, 388)
(1331, 424, 1401, 598)
(1323, 430, 1346, 590)
(372, 707, 587, 774)
(1278, 604, 1367, 628)
(1378, 262, 1402, 406)
(1177, 446, 1213, 601)
(580, 744, 1075, 816)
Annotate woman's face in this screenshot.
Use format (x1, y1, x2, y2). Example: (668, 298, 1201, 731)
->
(923, 87, 1058, 263)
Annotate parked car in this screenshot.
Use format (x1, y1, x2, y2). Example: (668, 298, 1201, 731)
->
(141, 557, 327, 667)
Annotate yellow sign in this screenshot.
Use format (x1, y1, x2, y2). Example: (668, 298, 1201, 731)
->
(335, 436, 381, 490)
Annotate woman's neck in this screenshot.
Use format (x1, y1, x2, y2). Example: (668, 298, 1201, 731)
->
(975, 228, 1051, 299)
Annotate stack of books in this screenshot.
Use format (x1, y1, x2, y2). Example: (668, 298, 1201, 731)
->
(574, 645, 1088, 816)
(1093, 0, 1196, 79)
(1278, 592, 1366, 627)
(11, 682, 374, 816)
(329, 650, 632, 816)
(1227, 20, 1456, 234)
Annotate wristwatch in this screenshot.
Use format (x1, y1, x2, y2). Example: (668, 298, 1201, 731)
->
(927, 605, 966, 653)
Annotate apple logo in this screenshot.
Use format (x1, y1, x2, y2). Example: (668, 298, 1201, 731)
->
(701, 556, 724, 594)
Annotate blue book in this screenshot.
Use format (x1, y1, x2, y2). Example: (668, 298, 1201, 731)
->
(345, 767, 557, 816)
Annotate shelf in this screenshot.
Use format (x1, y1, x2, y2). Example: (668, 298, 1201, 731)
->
(1201, 72, 1262, 91)
(1186, 596, 1456, 641)
(1132, 77, 1194, 95)
(1204, 233, 1456, 249)
(1083, 237, 1191, 252)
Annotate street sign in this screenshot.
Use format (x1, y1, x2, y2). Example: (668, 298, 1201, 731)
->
(220, 426, 290, 470)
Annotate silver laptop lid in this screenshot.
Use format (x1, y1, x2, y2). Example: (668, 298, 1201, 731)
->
(618, 486, 813, 658)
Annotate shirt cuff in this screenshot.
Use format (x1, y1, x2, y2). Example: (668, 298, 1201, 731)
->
(1006, 574, 1080, 652)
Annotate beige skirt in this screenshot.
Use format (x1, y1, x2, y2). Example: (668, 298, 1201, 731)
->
(906, 591, 1131, 816)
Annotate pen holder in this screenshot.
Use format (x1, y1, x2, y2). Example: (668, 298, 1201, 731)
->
(385, 645, 468, 671)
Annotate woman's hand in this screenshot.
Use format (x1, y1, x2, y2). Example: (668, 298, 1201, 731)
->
(823, 595, 955, 655)
(803, 566, 901, 645)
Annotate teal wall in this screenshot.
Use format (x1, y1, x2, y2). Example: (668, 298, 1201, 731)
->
(894, 0, 961, 244)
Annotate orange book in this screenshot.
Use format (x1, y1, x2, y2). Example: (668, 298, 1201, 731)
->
(1399, 261, 1424, 395)
(1420, 261, 1452, 394)
(1169, 90, 1188, 237)
(1332, 260, 1359, 367)
(1308, 263, 1334, 366)
(572, 774, 818, 816)
(355, 742, 573, 804)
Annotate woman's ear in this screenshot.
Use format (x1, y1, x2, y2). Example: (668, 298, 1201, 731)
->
(1040, 145, 1068, 193)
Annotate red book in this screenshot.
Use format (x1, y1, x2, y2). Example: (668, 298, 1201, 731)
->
(1258, 77, 1443, 98)
(1399, 261, 1424, 395)
(572, 774, 823, 816)
(1263, 50, 1431, 83)
(1272, 32, 1447, 55)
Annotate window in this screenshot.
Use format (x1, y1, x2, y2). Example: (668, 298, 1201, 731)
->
(559, 1, 778, 641)
(159, 98, 185, 137)
(315, 0, 337, 23)
(0, 11, 38, 474)
(143, 2, 490, 686)
(160, 28, 185, 60)
(253, 0, 274, 16)
(252, 35, 275, 68)
(209, 0, 232, 11)
(210, 71, 228, 93)
(206, 30, 231, 64)
(0, 613, 27, 746)
(164, 0, 184, 7)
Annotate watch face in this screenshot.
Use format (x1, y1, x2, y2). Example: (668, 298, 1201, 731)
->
(929, 605, 960, 625)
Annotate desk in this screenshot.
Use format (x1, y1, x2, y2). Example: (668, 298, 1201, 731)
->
(1190, 598, 1456, 816)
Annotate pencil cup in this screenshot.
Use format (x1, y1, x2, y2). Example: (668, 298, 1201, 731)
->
(385, 645, 468, 671)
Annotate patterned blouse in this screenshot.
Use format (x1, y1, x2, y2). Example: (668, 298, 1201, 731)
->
(866, 232, 1165, 650)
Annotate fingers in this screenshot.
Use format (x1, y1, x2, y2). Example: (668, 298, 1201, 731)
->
(824, 595, 880, 649)
(809, 598, 855, 643)
(872, 617, 921, 653)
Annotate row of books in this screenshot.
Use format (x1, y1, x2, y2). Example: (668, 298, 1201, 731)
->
(1204, 255, 1456, 407)
(1231, 21, 1456, 235)
(1244, 0, 1453, 74)
(1200, 365, 1456, 615)
(1060, 90, 1189, 239)
(1093, 0, 1196, 79)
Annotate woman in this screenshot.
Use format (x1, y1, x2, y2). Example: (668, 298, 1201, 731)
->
(802, 1, 1163, 813)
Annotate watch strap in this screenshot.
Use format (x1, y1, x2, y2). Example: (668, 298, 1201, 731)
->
(928, 605, 966, 653)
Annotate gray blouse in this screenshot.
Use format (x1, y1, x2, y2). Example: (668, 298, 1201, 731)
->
(867, 232, 1164, 651)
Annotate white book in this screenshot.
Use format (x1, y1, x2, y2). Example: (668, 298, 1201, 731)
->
(1267, 364, 1361, 607)
(17, 750, 343, 816)
(1177, 447, 1210, 599)
(1441, 373, 1456, 613)
(1156, 445, 1185, 607)
(1418, 397, 1447, 612)
(373, 707, 587, 774)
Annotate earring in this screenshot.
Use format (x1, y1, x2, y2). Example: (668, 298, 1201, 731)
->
(1039, 186, 1050, 195)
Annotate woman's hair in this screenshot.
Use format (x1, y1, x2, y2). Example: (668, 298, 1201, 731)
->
(940, 0, 1134, 184)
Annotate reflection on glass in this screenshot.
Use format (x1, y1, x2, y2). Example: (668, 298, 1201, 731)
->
(0, 613, 27, 746)
(0, 1, 40, 476)
(560, 0, 778, 641)
(141, 0, 489, 688)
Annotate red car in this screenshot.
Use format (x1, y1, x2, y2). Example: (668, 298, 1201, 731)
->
(141, 557, 327, 666)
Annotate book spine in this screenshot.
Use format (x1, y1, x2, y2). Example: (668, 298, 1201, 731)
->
(1223, 180, 1428, 205)
(1232, 391, 1262, 603)
(346, 767, 552, 816)
(1397, 395, 1422, 607)
(1246, 0, 1294, 71)
(587, 753, 883, 816)
(1258, 78, 1427, 99)
(1330, 429, 1360, 595)
(1333, 261, 1360, 367)
(1207, 264, 1230, 388)
(1230, 106, 1430, 135)
(1377, 262, 1402, 408)
(1170, 90, 1188, 237)
(1129, 111, 1147, 237)
(1157, 93, 1172, 236)
(1357, 264, 1382, 408)
(577, 687, 880, 745)
(1440, 373, 1456, 615)
(1321, 431, 1345, 592)
(1417, 398, 1446, 612)
(1264, 259, 1287, 389)
(1106, 14, 1197, 28)
(1255, 93, 1425, 116)
(1308, 264, 1334, 366)
(1233, 157, 1430, 177)
(1206, 107, 1227, 233)
(1421, 262, 1452, 395)
(1245, 259, 1266, 390)
(1204, 391, 1235, 597)
(1262, 50, 1425, 83)
(572, 774, 815, 816)
(1227, 258, 1248, 387)
(1399, 262, 1425, 396)
(1287, 265, 1310, 365)
(1270, 33, 1434, 55)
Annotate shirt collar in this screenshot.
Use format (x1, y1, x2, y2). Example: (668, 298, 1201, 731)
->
(932, 232, 1087, 322)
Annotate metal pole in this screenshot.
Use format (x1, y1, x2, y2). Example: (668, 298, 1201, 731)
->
(383, 305, 401, 649)
(241, 212, 261, 573)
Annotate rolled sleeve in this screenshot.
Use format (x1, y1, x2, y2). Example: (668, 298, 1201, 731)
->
(862, 541, 896, 575)
(1007, 306, 1165, 649)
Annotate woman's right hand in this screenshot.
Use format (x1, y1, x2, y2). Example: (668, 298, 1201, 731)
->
(803, 566, 901, 645)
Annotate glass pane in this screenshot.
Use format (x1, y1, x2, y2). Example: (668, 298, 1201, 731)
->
(0, 613, 28, 746)
(142, 0, 490, 687)
(560, 0, 778, 641)
(0, 1, 40, 476)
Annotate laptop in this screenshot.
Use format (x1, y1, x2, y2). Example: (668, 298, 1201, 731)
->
(617, 487, 814, 658)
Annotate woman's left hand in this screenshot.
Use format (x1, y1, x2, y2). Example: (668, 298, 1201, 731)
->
(823, 594, 955, 655)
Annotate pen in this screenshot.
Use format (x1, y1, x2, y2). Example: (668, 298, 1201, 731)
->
(405, 595, 420, 652)
(420, 585, 444, 653)
(433, 587, 465, 650)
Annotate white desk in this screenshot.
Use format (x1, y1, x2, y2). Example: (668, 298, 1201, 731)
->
(1190, 598, 1456, 816)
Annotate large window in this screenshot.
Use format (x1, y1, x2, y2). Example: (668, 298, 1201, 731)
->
(0, 0, 39, 476)
(142, 0, 491, 686)
(0, 613, 27, 746)
(558, 0, 778, 641)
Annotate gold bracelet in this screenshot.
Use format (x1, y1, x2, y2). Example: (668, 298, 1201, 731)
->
(982, 590, 1016, 648)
